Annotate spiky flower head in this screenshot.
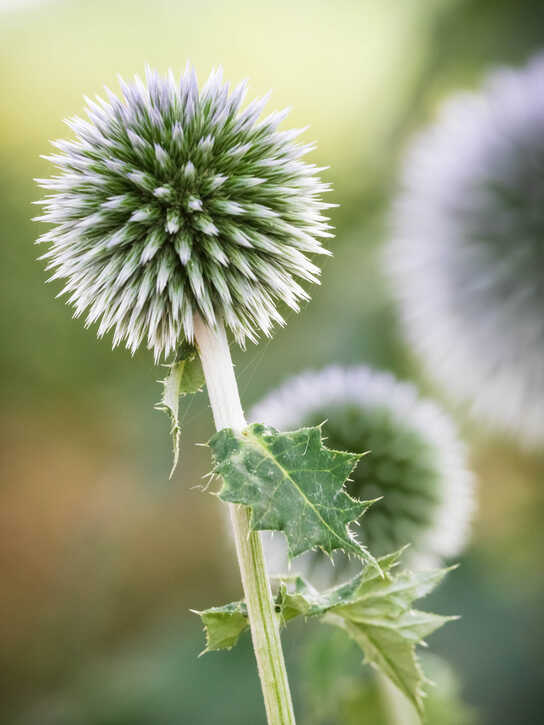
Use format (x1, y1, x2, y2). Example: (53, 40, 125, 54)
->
(35, 65, 332, 360)
(250, 365, 474, 580)
(387, 53, 544, 446)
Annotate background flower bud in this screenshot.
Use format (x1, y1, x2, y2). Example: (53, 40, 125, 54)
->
(250, 365, 474, 583)
(387, 53, 544, 447)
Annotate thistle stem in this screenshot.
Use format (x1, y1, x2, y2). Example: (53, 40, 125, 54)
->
(194, 314, 296, 725)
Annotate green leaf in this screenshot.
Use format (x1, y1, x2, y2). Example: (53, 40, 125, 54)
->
(192, 601, 248, 653)
(209, 423, 378, 564)
(155, 342, 204, 478)
(196, 551, 455, 718)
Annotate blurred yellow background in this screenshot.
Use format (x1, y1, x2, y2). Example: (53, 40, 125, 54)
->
(1, 0, 544, 723)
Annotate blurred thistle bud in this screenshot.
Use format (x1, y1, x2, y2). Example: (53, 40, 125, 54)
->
(387, 53, 544, 446)
(35, 65, 332, 360)
(250, 365, 474, 581)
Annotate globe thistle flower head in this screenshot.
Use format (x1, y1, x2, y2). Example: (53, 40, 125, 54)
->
(250, 365, 474, 580)
(35, 65, 333, 360)
(387, 53, 544, 445)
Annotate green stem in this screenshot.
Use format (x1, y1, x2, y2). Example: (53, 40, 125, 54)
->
(194, 314, 296, 725)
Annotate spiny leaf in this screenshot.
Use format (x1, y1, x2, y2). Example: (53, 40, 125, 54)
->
(209, 423, 378, 565)
(278, 556, 455, 715)
(155, 341, 204, 478)
(192, 601, 248, 653)
(196, 551, 455, 718)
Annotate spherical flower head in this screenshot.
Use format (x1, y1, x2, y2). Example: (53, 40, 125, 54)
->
(35, 65, 333, 360)
(250, 365, 474, 580)
(387, 53, 544, 446)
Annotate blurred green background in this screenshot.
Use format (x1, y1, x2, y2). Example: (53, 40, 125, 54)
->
(2, 0, 544, 722)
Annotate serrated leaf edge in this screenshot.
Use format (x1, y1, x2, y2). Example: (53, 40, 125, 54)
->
(212, 423, 382, 570)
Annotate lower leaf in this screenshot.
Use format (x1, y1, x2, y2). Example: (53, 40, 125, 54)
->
(195, 551, 456, 718)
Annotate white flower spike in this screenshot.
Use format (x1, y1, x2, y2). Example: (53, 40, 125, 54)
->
(387, 53, 544, 446)
(35, 65, 333, 361)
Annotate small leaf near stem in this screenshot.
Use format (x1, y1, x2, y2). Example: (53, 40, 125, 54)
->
(193, 601, 249, 653)
(196, 550, 456, 719)
(155, 341, 205, 478)
(209, 423, 380, 566)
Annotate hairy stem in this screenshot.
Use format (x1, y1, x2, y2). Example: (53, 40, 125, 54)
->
(194, 314, 296, 725)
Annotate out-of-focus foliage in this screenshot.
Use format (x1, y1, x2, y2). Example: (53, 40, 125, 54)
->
(13, 620, 265, 725)
(472, 440, 544, 593)
(298, 626, 477, 725)
(2, 0, 544, 723)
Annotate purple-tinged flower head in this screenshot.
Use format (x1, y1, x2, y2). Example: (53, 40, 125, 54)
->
(35, 65, 333, 360)
(387, 54, 544, 446)
(251, 365, 474, 583)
